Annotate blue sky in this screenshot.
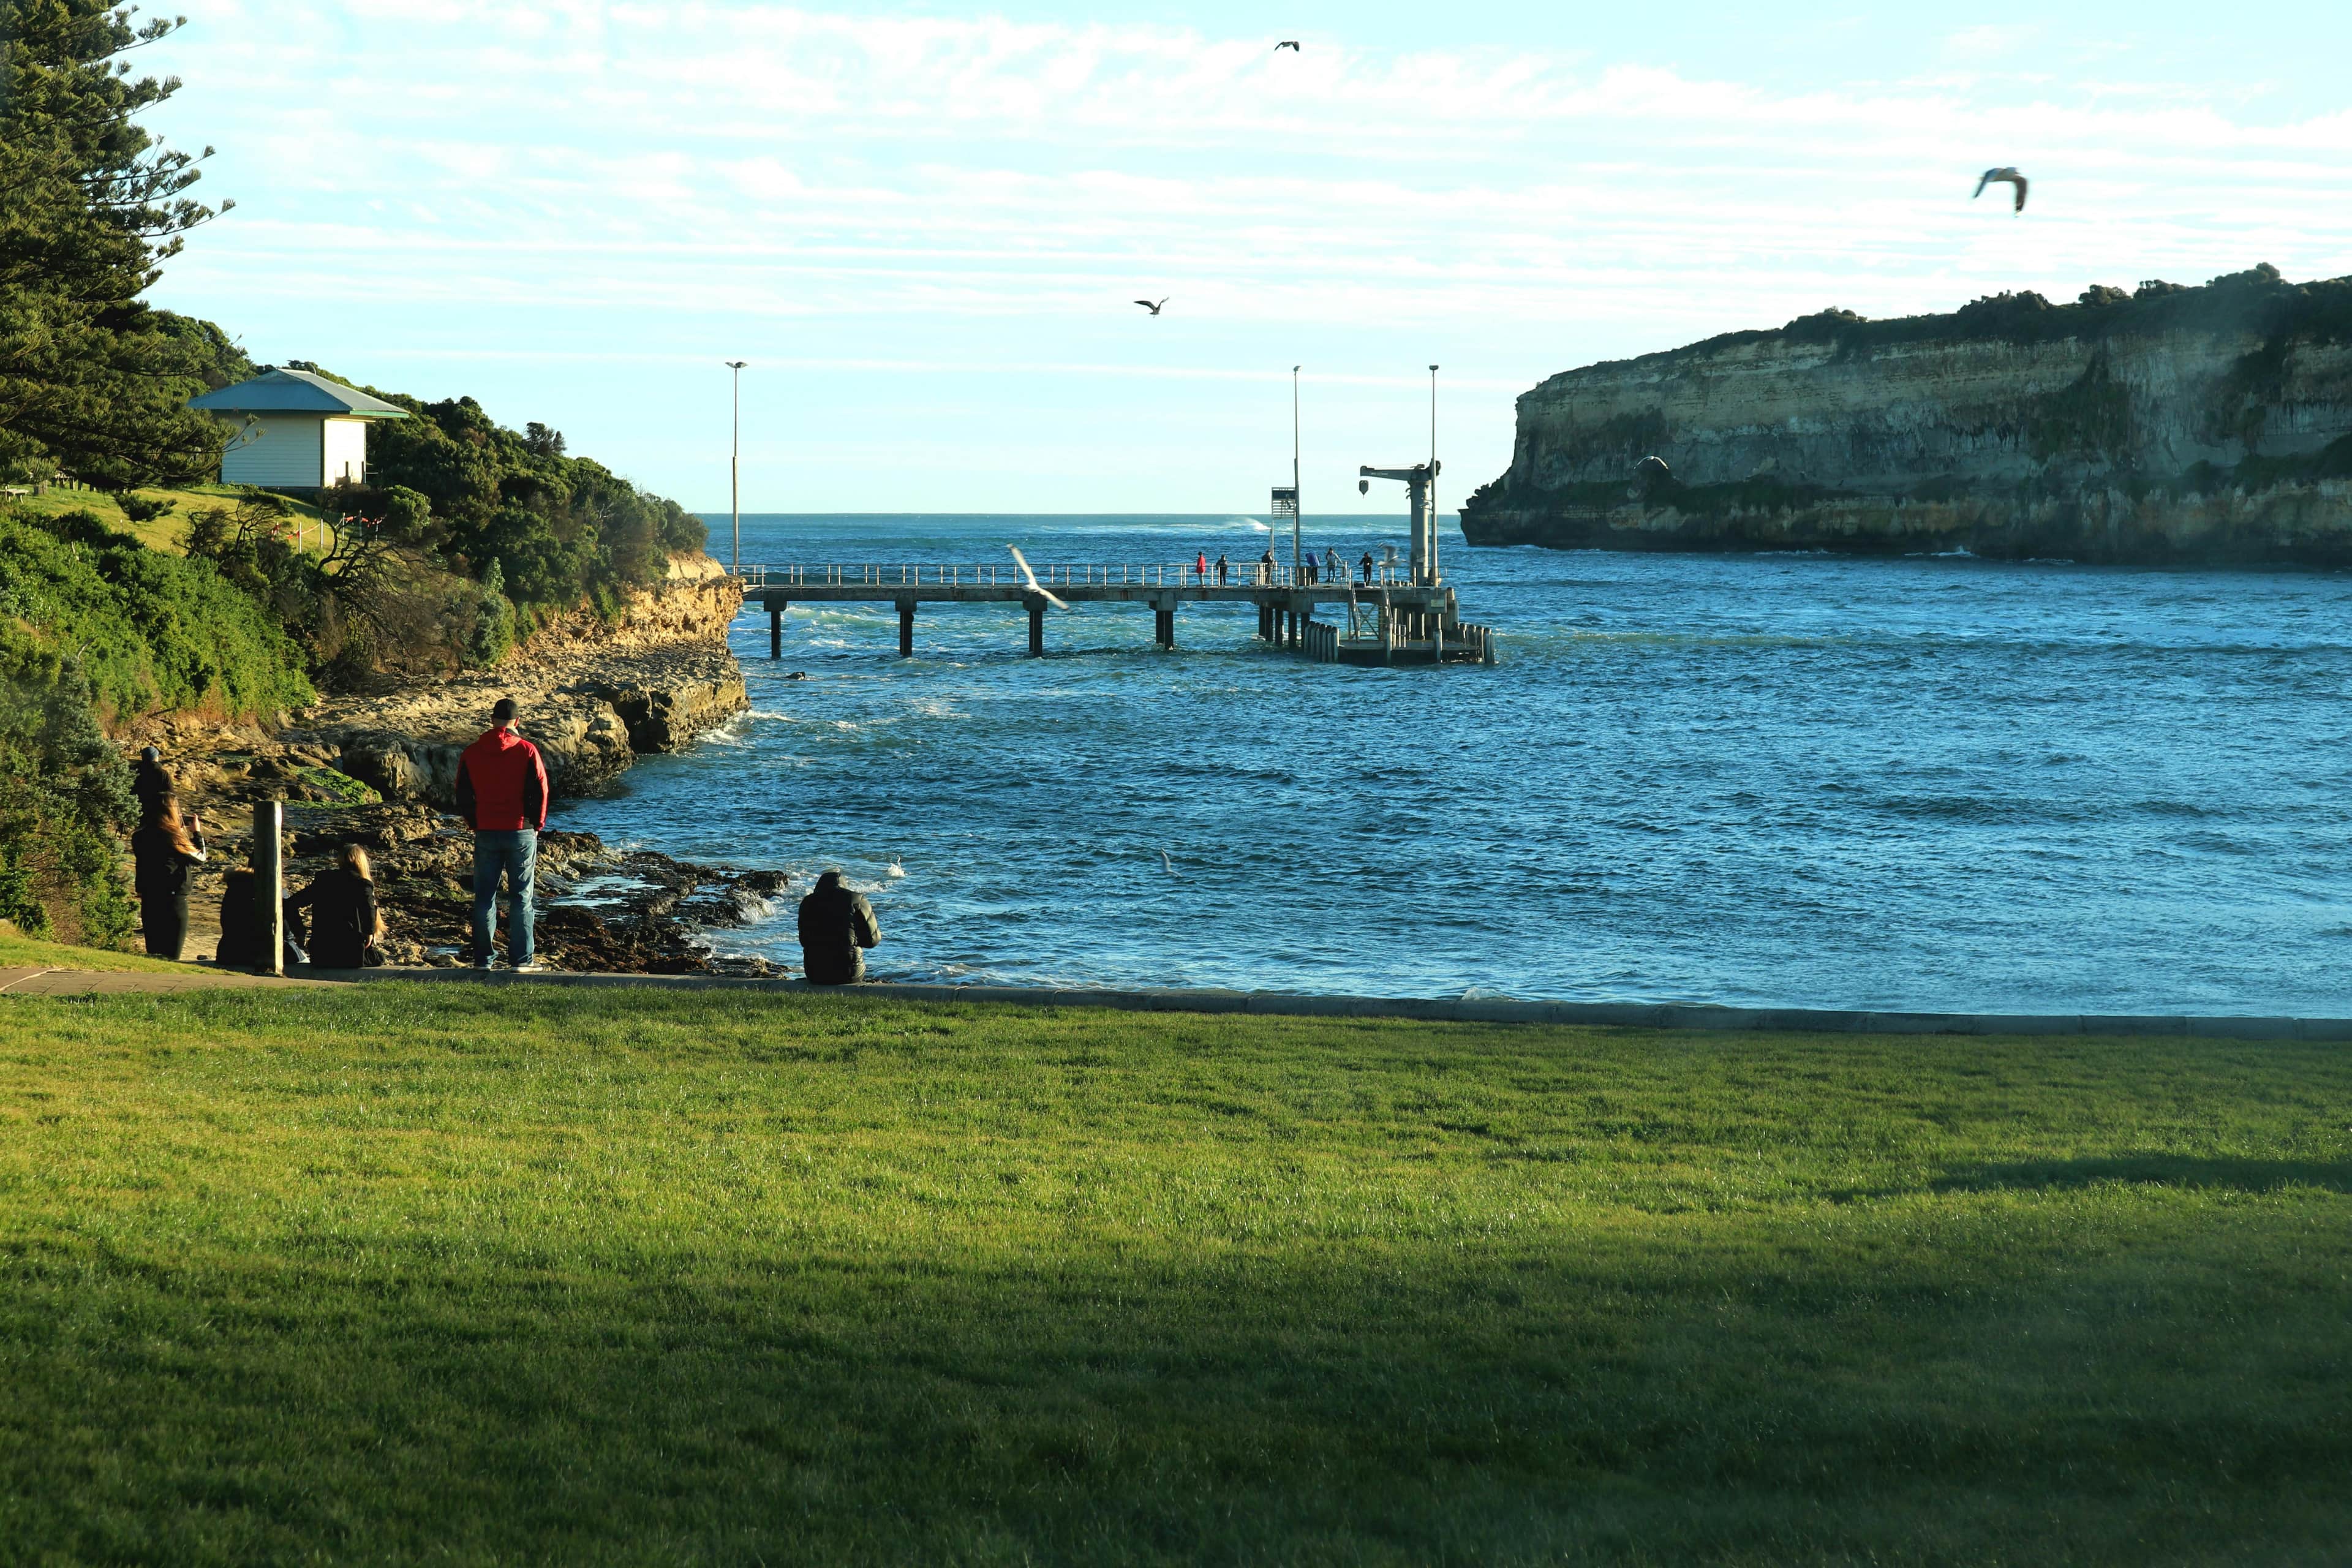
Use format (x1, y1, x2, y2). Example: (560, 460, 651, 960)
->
(143, 1, 2352, 514)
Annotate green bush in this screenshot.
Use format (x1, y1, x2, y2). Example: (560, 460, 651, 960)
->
(0, 643, 135, 946)
(0, 507, 313, 726)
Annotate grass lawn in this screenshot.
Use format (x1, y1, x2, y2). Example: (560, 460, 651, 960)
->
(8, 481, 325, 552)
(0, 987, 2345, 1565)
(0, 930, 197, 974)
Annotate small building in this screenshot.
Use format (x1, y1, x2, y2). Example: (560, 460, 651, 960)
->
(187, 366, 409, 491)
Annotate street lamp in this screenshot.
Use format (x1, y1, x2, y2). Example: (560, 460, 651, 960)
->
(1291, 365, 1302, 579)
(1428, 364, 1440, 585)
(725, 360, 747, 573)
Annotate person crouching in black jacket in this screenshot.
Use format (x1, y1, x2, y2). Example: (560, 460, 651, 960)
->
(290, 844, 385, 970)
(797, 869, 881, 984)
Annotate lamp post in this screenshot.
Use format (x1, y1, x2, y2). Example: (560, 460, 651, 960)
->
(1428, 364, 1440, 586)
(725, 360, 747, 573)
(1291, 364, 1302, 579)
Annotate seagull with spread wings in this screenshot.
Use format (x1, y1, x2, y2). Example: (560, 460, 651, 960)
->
(1274, 40, 1300, 50)
(1973, 167, 2029, 213)
(1008, 546, 1069, 610)
(1134, 297, 1168, 315)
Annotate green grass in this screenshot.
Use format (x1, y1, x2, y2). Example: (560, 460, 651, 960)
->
(1, 988, 2346, 1566)
(0, 929, 194, 973)
(4, 483, 324, 554)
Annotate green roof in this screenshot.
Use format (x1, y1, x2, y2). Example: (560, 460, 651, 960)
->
(188, 368, 409, 418)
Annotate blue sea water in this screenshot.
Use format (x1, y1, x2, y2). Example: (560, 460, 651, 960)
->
(558, 513, 2352, 1013)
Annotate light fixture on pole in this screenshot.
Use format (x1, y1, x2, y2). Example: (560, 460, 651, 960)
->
(1291, 365, 1302, 578)
(1428, 364, 1441, 586)
(725, 360, 747, 574)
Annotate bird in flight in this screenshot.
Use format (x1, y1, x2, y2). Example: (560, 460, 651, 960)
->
(1973, 167, 2029, 213)
(1134, 297, 1168, 315)
(1008, 546, 1069, 610)
(1274, 40, 1300, 51)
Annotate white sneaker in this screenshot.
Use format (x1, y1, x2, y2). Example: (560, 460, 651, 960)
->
(511, 960, 548, 973)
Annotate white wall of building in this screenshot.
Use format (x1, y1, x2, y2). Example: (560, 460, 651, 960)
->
(214, 414, 375, 488)
(218, 413, 326, 487)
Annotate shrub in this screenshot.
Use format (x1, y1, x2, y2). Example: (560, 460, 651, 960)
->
(0, 507, 313, 725)
(0, 643, 135, 946)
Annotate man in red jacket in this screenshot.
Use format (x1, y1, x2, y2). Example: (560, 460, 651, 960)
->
(455, 697, 550, 970)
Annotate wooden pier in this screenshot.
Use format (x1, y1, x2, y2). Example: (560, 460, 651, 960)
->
(732, 562, 1497, 665)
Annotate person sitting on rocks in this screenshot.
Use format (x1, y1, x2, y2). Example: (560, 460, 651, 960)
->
(797, 869, 881, 985)
(216, 859, 306, 970)
(290, 843, 385, 970)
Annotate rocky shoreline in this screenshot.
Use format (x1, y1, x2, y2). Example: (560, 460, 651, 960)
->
(130, 556, 793, 974)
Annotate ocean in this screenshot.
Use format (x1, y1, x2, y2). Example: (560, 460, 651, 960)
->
(557, 513, 2352, 1013)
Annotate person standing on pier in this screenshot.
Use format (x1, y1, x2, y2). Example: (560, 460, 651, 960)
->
(798, 869, 882, 984)
(1360, 549, 1375, 584)
(1196, 549, 1208, 584)
(456, 697, 549, 971)
(1260, 546, 1275, 584)
(1215, 552, 1229, 585)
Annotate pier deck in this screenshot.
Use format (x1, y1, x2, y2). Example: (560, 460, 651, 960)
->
(731, 563, 1495, 663)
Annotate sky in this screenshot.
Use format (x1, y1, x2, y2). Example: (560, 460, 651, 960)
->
(140, 0, 2352, 514)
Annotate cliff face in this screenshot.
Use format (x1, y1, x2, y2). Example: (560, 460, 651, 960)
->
(301, 554, 747, 804)
(1460, 267, 2352, 564)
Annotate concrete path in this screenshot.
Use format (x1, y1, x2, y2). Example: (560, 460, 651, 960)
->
(8, 962, 2348, 1040)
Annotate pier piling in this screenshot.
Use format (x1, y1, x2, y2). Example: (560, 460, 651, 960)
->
(769, 603, 783, 660)
(1027, 598, 1045, 657)
(898, 599, 914, 658)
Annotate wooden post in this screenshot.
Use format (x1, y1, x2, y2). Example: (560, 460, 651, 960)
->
(252, 799, 284, 976)
(898, 599, 915, 658)
(1028, 598, 1045, 657)
(1155, 607, 1174, 649)
(769, 602, 783, 659)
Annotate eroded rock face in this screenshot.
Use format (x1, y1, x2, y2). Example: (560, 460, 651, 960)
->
(282, 556, 750, 805)
(1461, 268, 2352, 564)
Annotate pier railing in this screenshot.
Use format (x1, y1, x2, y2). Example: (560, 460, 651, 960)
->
(729, 562, 1411, 590)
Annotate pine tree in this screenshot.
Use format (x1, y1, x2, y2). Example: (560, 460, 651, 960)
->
(0, 1, 235, 488)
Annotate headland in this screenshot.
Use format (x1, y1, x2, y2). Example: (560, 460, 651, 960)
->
(1461, 265, 2352, 564)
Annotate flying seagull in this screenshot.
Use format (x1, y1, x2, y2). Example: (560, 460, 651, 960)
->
(1973, 167, 2029, 213)
(1133, 297, 1168, 315)
(1008, 546, 1070, 611)
(1274, 40, 1300, 50)
(1160, 850, 1184, 878)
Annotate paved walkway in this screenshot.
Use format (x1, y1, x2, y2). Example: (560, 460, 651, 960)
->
(7, 962, 2344, 1041)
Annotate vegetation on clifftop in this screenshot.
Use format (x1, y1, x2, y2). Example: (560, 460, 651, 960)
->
(0, 1, 714, 940)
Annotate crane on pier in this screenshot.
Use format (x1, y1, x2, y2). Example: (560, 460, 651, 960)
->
(1358, 460, 1441, 584)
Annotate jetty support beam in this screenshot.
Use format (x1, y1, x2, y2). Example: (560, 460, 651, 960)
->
(768, 601, 785, 659)
(1155, 605, 1175, 649)
(898, 598, 915, 658)
(1027, 597, 1046, 657)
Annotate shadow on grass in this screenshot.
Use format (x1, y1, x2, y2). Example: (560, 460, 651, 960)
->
(1928, 1154, 2352, 1196)
(5, 1226, 2350, 1566)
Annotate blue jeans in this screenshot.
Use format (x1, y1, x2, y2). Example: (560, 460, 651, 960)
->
(472, 829, 537, 966)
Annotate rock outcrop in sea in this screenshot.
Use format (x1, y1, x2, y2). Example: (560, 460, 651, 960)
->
(1460, 265, 2352, 565)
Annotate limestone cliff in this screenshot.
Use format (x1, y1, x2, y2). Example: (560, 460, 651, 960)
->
(1460, 266, 2352, 564)
(299, 554, 747, 804)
